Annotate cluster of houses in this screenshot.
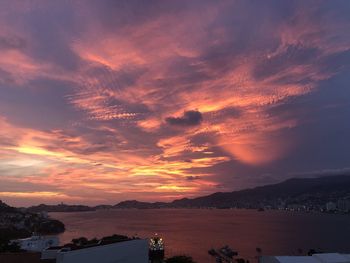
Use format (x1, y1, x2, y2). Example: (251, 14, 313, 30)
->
(325, 199, 350, 212)
(259, 198, 350, 213)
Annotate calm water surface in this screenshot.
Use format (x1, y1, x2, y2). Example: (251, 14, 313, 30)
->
(51, 209, 350, 263)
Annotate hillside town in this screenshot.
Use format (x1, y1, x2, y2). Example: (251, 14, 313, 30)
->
(237, 197, 350, 213)
(0, 200, 65, 254)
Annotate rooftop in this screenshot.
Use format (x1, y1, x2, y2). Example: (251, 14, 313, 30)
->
(261, 253, 350, 263)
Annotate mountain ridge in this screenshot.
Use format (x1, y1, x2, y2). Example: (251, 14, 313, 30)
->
(25, 174, 350, 211)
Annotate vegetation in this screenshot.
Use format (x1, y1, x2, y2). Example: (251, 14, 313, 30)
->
(68, 237, 99, 247)
(0, 240, 22, 253)
(71, 237, 89, 246)
(100, 234, 129, 244)
(69, 234, 132, 248)
(0, 201, 17, 213)
(0, 228, 29, 253)
(0, 200, 65, 252)
(165, 255, 196, 263)
(39, 219, 65, 234)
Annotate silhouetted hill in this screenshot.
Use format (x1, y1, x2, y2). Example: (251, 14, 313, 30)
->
(113, 175, 350, 209)
(0, 201, 65, 242)
(20, 175, 350, 210)
(0, 200, 17, 213)
(27, 203, 94, 213)
(168, 174, 350, 208)
(94, 205, 113, 210)
(114, 200, 167, 209)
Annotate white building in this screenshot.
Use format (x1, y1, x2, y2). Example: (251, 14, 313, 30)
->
(12, 234, 59, 252)
(260, 253, 350, 263)
(326, 202, 337, 212)
(337, 199, 350, 213)
(42, 239, 148, 263)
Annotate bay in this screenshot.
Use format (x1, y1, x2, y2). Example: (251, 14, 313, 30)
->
(51, 209, 350, 263)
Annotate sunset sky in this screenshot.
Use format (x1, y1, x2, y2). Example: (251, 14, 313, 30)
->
(0, 0, 349, 206)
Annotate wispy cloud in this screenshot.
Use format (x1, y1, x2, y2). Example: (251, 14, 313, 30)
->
(0, 0, 349, 205)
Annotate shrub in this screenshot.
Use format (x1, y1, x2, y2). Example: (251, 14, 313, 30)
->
(166, 255, 196, 263)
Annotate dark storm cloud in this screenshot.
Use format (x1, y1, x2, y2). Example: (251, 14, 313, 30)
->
(260, 70, 350, 180)
(289, 167, 350, 178)
(0, 78, 81, 130)
(160, 57, 211, 88)
(186, 176, 201, 181)
(89, 0, 205, 30)
(319, 50, 350, 73)
(0, 135, 17, 147)
(206, 107, 242, 125)
(197, 1, 294, 71)
(0, 68, 14, 85)
(0, 175, 61, 193)
(10, 1, 84, 71)
(166, 110, 203, 127)
(0, 35, 26, 50)
(84, 64, 147, 92)
(253, 44, 321, 81)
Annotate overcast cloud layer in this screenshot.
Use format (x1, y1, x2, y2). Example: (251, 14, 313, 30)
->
(0, 0, 349, 206)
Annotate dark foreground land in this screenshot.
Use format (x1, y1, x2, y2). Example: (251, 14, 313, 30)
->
(0, 200, 65, 252)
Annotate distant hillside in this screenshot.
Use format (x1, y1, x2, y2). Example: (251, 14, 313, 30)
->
(114, 200, 167, 209)
(22, 175, 350, 210)
(0, 200, 17, 213)
(94, 205, 113, 210)
(168, 174, 350, 208)
(27, 203, 94, 213)
(0, 201, 65, 242)
(114, 175, 350, 209)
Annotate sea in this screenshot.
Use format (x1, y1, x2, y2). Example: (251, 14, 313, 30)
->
(50, 209, 350, 263)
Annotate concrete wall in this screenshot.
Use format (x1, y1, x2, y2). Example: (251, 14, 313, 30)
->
(259, 254, 350, 263)
(41, 249, 60, 260)
(56, 239, 148, 263)
(259, 256, 280, 263)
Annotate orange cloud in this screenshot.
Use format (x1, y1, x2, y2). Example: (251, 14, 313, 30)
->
(1, 1, 349, 205)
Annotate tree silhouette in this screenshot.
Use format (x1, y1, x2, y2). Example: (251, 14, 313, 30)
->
(166, 255, 196, 263)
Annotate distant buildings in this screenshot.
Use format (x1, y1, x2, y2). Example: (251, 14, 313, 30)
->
(326, 202, 337, 212)
(0, 200, 65, 236)
(324, 199, 350, 213)
(259, 253, 350, 263)
(247, 197, 350, 214)
(337, 199, 350, 213)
